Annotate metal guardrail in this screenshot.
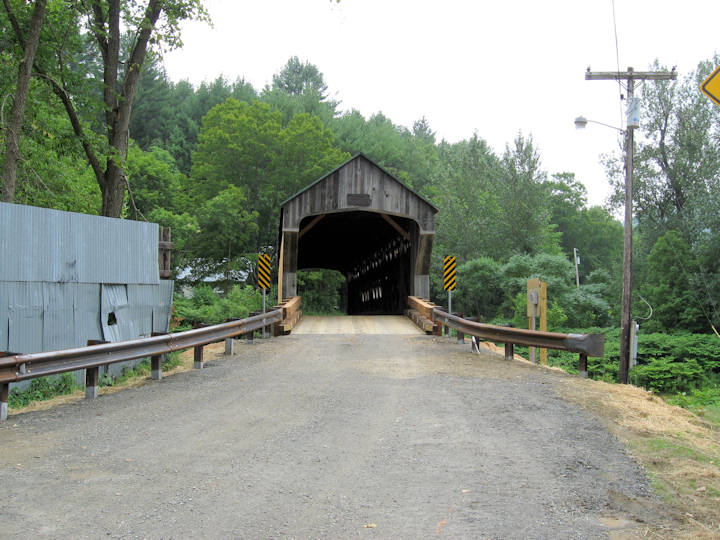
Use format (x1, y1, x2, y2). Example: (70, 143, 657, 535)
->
(0, 308, 284, 421)
(433, 308, 605, 357)
(406, 296, 604, 377)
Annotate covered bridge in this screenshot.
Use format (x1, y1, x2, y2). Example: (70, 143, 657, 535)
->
(278, 154, 438, 315)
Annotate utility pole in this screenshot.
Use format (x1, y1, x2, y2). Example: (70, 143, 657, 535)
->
(573, 248, 580, 289)
(585, 67, 676, 384)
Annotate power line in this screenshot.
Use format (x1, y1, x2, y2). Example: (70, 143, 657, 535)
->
(611, 0, 625, 126)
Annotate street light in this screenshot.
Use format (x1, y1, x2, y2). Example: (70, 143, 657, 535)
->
(574, 113, 635, 384)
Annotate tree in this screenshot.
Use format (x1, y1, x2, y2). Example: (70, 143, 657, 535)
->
(455, 257, 504, 321)
(1, 0, 46, 202)
(642, 230, 707, 333)
(547, 172, 623, 280)
(262, 57, 337, 126)
(605, 58, 720, 331)
(191, 99, 349, 252)
(3, 0, 207, 216)
(499, 134, 559, 255)
(432, 135, 505, 261)
(191, 185, 258, 289)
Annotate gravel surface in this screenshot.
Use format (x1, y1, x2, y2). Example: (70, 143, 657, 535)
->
(0, 333, 661, 538)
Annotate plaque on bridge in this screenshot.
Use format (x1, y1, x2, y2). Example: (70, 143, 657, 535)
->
(347, 193, 371, 207)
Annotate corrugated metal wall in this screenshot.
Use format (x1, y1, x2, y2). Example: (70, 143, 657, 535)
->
(0, 202, 159, 284)
(0, 202, 174, 389)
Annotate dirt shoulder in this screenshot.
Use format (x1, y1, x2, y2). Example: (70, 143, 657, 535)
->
(556, 375, 720, 538)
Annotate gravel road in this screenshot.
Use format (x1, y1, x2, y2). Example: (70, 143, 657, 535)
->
(0, 331, 661, 538)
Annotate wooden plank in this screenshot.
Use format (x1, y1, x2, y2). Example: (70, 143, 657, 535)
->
(380, 213, 410, 241)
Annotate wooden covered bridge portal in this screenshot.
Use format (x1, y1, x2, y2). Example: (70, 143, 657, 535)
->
(279, 155, 438, 315)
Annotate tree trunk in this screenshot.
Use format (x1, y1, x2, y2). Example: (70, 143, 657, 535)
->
(94, 0, 162, 217)
(1, 0, 47, 202)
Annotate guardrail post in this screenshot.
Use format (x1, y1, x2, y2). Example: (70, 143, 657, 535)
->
(85, 367, 99, 399)
(85, 339, 106, 399)
(457, 329, 464, 345)
(579, 354, 588, 378)
(224, 319, 240, 356)
(1, 383, 8, 421)
(194, 346, 204, 369)
(150, 332, 168, 380)
(504, 343, 514, 361)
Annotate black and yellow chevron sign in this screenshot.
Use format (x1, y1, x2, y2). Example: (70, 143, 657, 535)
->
(258, 254, 271, 290)
(443, 256, 456, 291)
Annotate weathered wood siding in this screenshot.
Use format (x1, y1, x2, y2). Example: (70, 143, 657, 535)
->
(281, 156, 435, 233)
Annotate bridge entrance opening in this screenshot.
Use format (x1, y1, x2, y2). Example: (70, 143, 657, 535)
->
(296, 269, 348, 314)
(278, 154, 437, 315)
(297, 211, 413, 315)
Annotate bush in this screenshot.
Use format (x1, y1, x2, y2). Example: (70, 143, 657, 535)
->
(9, 373, 79, 409)
(456, 257, 503, 320)
(297, 269, 346, 314)
(562, 288, 612, 327)
(630, 357, 707, 394)
(172, 284, 264, 330)
(510, 292, 568, 331)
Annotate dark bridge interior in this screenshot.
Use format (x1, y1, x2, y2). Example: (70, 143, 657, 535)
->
(298, 211, 413, 315)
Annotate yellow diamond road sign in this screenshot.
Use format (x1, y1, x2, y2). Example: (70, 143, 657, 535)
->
(701, 64, 720, 107)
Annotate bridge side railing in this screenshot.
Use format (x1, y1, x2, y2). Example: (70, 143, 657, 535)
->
(407, 296, 604, 376)
(0, 306, 291, 421)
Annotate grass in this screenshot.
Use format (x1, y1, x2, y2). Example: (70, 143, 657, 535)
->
(556, 376, 720, 538)
(9, 373, 80, 409)
(8, 353, 184, 410)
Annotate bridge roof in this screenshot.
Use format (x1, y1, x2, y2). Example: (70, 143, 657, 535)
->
(280, 153, 439, 213)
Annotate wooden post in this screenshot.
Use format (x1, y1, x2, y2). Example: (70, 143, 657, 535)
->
(0, 383, 8, 421)
(504, 343, 514, 361)
(194, 345, 204, 369)
(579, 354, 588, 378)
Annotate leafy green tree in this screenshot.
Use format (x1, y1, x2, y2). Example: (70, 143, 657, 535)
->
(262, 56, 337, 126)
(146, 206, 198, 277)
(604, 58, 720, 331)
(432, 135, 505, 261)
(455, 257, 503, 320)
(125, 143, 189, 217)
(1, 0, 46, 202)
(499, 134, 560, 255)
(190, 185, 258, 288)
(641, 230, 706, 332)
(191, 99, 349, 251)
(3, 0, 208, 216)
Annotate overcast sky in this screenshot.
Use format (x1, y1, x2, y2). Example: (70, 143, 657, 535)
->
(163, 0, 720, 207)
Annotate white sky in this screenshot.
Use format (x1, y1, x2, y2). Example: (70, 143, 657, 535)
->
(163, 0, 720, 207)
